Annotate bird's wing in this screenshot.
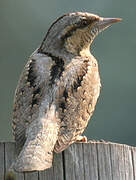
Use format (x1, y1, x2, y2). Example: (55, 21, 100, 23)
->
(54, 57, 89, 152)
(12, 51, 56, 154)
(54, 56, 101, 153)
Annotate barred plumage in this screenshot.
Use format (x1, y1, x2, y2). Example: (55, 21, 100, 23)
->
(10, 12, 121, 172)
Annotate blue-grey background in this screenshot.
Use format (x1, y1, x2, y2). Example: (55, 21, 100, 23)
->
(0, 0, 135, 146)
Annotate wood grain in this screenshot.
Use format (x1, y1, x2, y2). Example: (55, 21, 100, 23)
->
(3, 141, 136, 180)
(0, 143, 4, 180)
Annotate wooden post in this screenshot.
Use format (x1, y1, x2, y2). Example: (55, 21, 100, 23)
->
(1, 141, 136, 180)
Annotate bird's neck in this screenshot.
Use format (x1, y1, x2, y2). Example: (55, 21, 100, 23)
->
(64, 27, 92, 57)
(39, 27, 93, 59)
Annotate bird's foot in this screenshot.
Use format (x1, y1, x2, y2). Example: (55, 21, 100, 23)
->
(76, 135, 88, 143)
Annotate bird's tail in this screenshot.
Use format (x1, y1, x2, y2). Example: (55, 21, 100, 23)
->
(11, 105, 60, 172)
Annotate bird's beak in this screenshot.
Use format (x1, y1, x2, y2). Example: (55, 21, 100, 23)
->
(96, 17, 122, 31)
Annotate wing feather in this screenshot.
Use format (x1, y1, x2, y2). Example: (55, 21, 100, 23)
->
(12, 51, 54, 153)
(54, 56, 101, 152)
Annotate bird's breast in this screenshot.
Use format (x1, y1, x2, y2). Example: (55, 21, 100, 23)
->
(55, 56, 101, 136)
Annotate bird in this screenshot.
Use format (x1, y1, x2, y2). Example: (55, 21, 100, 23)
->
(10, 12, 121, 172)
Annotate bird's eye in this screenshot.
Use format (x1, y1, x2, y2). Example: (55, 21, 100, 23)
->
(81, 20, 88, 27)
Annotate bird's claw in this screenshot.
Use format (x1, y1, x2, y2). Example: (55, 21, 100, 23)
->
(76, 135, 88, 143)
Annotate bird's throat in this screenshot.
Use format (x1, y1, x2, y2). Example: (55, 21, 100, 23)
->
(79, 46, 91, 57)
(64, 28, 92, 57)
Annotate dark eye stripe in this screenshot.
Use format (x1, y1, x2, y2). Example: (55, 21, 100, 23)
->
(38, 14, 98, 53)
(61, 18, 97, 41)
(61, 20, 88, 41)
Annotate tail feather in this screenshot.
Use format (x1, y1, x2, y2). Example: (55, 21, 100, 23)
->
(11, 105, 60, 172)
(54, 130, 74, 153)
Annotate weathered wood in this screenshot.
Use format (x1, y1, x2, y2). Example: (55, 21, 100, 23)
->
(39, 152, 64, 180)
(0, 143, 4, 180)
(63, 143, 85, 180)
(2, 141, 136, 180)
(5, 142, 24, 179)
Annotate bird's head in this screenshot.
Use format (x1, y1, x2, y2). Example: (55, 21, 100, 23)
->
(39, 12, 121, 57)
